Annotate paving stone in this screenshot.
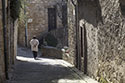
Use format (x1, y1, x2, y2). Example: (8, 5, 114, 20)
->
(7, 47, 98, 83)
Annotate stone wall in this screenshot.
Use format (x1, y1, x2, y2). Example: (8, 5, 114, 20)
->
(6, 0, 18, 76)
(10, 19, 18, 64)
(18, 0, 65, 46)
(97, 0, 125, 82)
(67, 0, 125, 83)
(18, 21, 25, 47)
(0, 2, 6, 83)
(41, 46, 62, 59)
(78, 0, 99, 77)
(0, 0, 18, 82)
(66, 0, 76, 65)
(49, 27, 67, 48)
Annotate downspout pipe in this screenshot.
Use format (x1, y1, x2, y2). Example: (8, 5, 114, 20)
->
(24, 1, 28, 47)
(2, 0, 9, 79)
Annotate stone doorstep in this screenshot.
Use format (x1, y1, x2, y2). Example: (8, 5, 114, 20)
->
(59, 60, 99, 83)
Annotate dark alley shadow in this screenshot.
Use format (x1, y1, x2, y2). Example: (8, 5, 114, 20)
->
(78, 0, 103, 27)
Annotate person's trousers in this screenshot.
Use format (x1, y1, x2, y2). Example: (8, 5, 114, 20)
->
(32, 51, 37, 59)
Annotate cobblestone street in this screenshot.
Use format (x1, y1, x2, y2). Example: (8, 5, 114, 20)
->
(7, 47, 98, 83)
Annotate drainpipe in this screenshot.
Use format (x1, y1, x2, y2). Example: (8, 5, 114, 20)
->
(2, 0, 9, 79)
(24, 1, 28, 47)
(25, 21, 28, 47)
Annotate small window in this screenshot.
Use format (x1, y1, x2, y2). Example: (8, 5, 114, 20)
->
(48, 8, 57, 31)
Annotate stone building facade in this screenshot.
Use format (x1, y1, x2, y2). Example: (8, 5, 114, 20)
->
(66, 0, 76, 65)
(18, 0, 68, 47)
(67, 0, 125, 83)
(0, 0, 18, 82)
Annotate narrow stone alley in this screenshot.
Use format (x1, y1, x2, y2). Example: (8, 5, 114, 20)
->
(6, 47, 98, 83)
(1, 0, 125, 83)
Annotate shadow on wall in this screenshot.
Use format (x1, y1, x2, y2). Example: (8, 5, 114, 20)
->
(78, 0, 103, 27)
(38, 27, 67, 48)
(120, 0, 125, 16)
(38, 33, 58, 47)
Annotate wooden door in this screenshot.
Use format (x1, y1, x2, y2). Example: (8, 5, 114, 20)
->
(83, 25, 87, 74)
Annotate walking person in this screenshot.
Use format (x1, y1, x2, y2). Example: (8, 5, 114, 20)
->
(30, 36, 39, 60)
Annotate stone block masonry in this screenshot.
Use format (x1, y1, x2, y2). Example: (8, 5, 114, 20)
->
(18, 0, 64, 47)
(97, 0, 125, 83)
(66, 0, 76, 65)
(0, 1, 19, 82)
(67, 0, 125, 83)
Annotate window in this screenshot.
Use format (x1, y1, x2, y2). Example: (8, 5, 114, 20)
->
(48, 8, 57, 31)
